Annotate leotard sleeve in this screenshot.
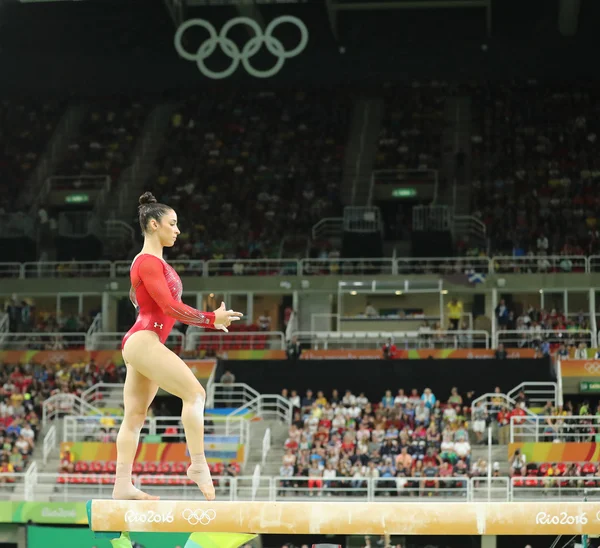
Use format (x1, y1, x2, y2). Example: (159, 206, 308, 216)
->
(138, 256, 215, 327)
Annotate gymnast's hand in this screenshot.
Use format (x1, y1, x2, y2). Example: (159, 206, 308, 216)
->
(213, 301, 243, 332)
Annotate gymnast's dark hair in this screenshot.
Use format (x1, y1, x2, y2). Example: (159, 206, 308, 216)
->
(138, 192, 172, 235)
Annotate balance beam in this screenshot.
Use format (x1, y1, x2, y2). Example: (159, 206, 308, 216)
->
(88, 500, 600, 536)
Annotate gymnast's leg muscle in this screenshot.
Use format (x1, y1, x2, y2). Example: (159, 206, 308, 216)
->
(121, 330, 215, 501)
(113, 359, 159, 500)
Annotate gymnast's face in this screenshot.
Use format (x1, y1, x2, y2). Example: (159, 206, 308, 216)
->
(148, 209, 180, 247)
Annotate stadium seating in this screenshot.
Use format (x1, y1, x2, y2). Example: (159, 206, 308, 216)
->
(148, 90, 350, 260)
(0, 99, 65, 211)
(57, 98, 152, 181)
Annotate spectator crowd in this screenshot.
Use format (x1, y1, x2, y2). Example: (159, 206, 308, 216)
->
(276, 386, 495, 497)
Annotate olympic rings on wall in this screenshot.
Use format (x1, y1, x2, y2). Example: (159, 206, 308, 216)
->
(174, 16, 309, 79)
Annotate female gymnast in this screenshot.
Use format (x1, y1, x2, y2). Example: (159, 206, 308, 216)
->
(113, 192, 243, 501)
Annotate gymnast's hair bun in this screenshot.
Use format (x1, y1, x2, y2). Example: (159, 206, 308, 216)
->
(139, 192, 157, 206)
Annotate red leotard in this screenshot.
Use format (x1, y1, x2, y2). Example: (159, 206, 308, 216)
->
(122, 254, 215, 349)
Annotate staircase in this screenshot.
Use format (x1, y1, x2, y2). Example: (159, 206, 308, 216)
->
(243, 420, 289, 476)
(342, 97, 384, 207)
(17, 103, 89, 213)
(98, 102, 178, 257)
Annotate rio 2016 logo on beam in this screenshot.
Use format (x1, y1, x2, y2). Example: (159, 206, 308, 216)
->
(174, 16, 309, 79)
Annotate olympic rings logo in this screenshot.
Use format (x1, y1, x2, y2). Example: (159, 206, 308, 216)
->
(182, 508, 216, 526)
(174, 16, 309, 79)
(584, 362, 600, 374)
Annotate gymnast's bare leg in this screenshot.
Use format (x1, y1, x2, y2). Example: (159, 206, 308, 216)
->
(115, 330, 215, 501)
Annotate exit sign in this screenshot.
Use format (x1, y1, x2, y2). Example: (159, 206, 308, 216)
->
(580, 381, 600, 393)
(392, 188, 417, 198)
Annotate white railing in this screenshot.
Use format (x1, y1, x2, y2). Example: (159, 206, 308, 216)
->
(300, 258, 395, 276)
(42, 394, 102, 426)
(0, 262, 24, 278)
(469, 477, 510, 502)
(85, 312, 102, 349)
(251, 465, 261, 501)
(81, 383, 124, 410)
(43, 425, 57, 464)
(62, 415, 251, 447)
(510, 415, 600, 443)
(209, 383, 293, 426)
(0, 313, 8, 346)
(24, 461, 38, 501)
(0, 332, 87, 350)
(311, 217, 344, 241)
(261, 428, 271, 467)
(1, 255, 598, 278)
(506, 382, 558, 408)
(470, 392, 535, 423)
(510, 476, 600, 501)
(495, 329, 596, 349)
(0, 473, 27, 501)
(205, 259, 299, 277)
(11, 472, 600, 502)
(226, 395, 294, 430)
(22, 261, 113, 278)
(63, 415, 152, 443)
(293, 330, 490, 349)
(185, 330, 285, 353)
(397, 257, 491, 275)
(492, 255, 588, 274)
(207, 383, 261, 410)
(87, 331, 184, 351)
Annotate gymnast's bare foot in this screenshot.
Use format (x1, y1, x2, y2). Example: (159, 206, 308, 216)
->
(187, 464, 215, 501)
(112, 483, 160, 501)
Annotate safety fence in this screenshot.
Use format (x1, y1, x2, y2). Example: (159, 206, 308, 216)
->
(3, 474, 599, 502)
(2, 255, 600, 278)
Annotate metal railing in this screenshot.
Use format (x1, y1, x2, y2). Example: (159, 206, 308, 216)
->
(396, 257, 490, 275)
(294, 330, 490, 349)
(208, 383, 294, 426)
(261, 428, 271, 467)
(184, 331, 285, 353)
(510, 476, 600, 501)
(506, 382, 559, 409)
(81, 383, 124, 410)
(301, 258, 395, 276)
(492, 255, 588, 274)
(42, 394, 102, 426)
(0, 332, 87, 350)
(2, 255, 600, 278)
(43, 425, 57, 465)
(510, 415, 600, 443)
(471, 392, 535, 423)
(495, 329, 595, 349)
(207, 382, 260, 410)
(6, 472, 600, 502)
(62, 415, 250, 447)
(22, 261, 113, 278)
(0, 313, 8, 346)
(205, 259, 299, 277)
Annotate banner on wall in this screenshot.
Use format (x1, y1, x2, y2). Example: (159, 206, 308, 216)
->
(0, 502, 86, 524)
(27, 524, 190, 547)
(299, 348, 536, 360)
(60, 440, 244, 464)
(0, 351, 214, 380)
(561, 359, 600, 378)
(509, 442, 600, 463)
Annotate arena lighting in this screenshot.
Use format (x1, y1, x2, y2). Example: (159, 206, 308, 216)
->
(87, 500, 600, 536)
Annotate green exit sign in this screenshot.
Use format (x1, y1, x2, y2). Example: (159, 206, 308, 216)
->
(65, 193, 90, 204)
(580, 381, 600, 393)
(392, 188, 417, 198)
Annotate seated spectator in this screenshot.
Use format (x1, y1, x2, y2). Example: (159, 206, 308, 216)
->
(509, 449, 527, 477)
